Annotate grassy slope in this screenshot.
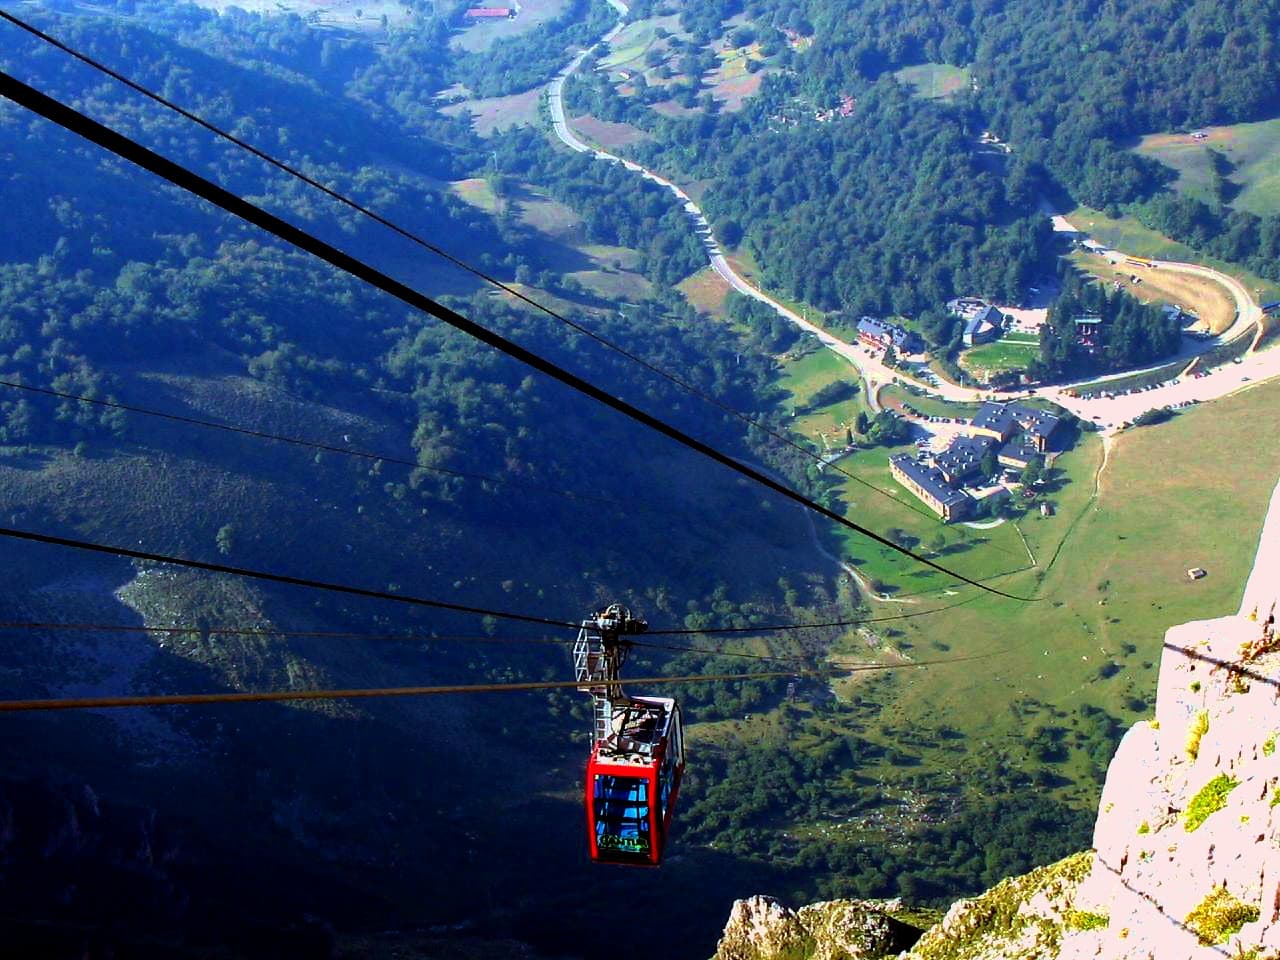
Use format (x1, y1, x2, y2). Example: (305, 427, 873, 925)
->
(1068, 205, 1280, 304)
(880, 384, 982, 420)
(779, 347, 875, 442)
(450, 178, 654, 301)
(440, 86, 543, 137)
(1133, 118, 1280, 218)
(676, 265, 733, 319)
(870, 379, 1280, 801)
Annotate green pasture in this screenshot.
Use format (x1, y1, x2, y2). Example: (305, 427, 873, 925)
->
(779, 348, 873, 444)
(893, 62, 971, 101)
(825, 443, 1038, 595)
(861, 378, 1280, 801)
(879, 383, 982, 420)
(959, 337, 1040, 377)
(1133, 118, 1280, 218)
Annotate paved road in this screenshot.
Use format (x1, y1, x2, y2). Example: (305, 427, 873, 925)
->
(546, 15, 1277, 438)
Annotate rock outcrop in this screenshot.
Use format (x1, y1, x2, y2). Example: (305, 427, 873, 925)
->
(1059, 609, 1280, 960)
(901, 852, 1093, 960)
(713, 895, 921, 960)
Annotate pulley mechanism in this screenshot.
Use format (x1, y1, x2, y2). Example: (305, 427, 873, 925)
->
(575, 603, 684, 865)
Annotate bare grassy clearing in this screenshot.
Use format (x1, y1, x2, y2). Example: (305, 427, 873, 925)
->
(440, 87, 542, 137)
(677, 267, 732, 319)
(1073, 251, 1236, 333)
(568, 115, 651, 149)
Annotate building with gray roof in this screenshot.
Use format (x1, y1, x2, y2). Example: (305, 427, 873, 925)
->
(889, 455, 972, 522)
(934, 434, 996, 483)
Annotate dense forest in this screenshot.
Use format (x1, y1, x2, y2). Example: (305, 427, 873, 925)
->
(1033, 268, 1185, 380)
(564, 0, 1280, 338)
(0, 8, 852, 956)
(566, 54, 1057, 328)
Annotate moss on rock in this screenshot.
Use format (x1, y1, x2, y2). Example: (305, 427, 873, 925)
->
(1183, 887, 1259, 946)
(1184, 774, 1239, 832)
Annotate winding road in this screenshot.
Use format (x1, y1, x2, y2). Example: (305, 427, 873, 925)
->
(545, 6, 886, 386)
(545, 9, 1277, 439)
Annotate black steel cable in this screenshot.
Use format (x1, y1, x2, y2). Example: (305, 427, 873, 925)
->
(0, 71, 1039, 602)
(0, 525, 581, 629)
(0, 378, 620, 508)
(646, 591, 983, 635)
(0, 653, 993, 713)
(0, 618, 823, 665)
(0, 8, 962, 532)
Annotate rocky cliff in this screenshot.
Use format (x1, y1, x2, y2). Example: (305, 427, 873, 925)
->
(1057, 608, 1280, 960)
(712, 577, 1280, 960)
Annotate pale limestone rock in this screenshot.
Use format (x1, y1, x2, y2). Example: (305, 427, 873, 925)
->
(715, 896, 812, 960)
(796, 900, 915, 959)
(713, 895, 917, 960)
(901, 852, 1093, 960)
(1060, 612, 1280, 960)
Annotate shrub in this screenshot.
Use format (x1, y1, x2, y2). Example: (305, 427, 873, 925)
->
(1184, 774, 1239, 832)
(1184, 887, 1259, 945)
(1065, 910, 1110, 931)
(1133, 407, 1174, 427)
(1185, 710, 1210, 760)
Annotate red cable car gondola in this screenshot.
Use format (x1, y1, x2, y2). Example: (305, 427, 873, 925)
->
(575, 605, 685, 866)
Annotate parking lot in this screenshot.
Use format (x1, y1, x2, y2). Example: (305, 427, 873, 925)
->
(1044, 353, 1273, 432)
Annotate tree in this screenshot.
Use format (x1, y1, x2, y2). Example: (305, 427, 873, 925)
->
(216, 524, 236, 556)
(1020, 456, 1043, 487)
(717, 217, 743, 248)
(855, 411, 870, 435)
(980, 450, 998, 480)
(867, 411, 909, 446)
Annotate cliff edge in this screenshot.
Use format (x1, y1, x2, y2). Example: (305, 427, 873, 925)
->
(713, 482, 1280, 960)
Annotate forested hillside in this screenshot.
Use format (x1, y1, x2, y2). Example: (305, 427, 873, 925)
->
(0, 6, 846, 957)
(566, 0, 1280, 342)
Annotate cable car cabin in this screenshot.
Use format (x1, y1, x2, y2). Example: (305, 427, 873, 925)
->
(586, 695, 684, 866)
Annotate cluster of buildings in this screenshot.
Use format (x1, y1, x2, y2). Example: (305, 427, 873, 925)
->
(889, 400, 1061, 521)
(856, 317, 923, 354)
(815, 95, 856, 122)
